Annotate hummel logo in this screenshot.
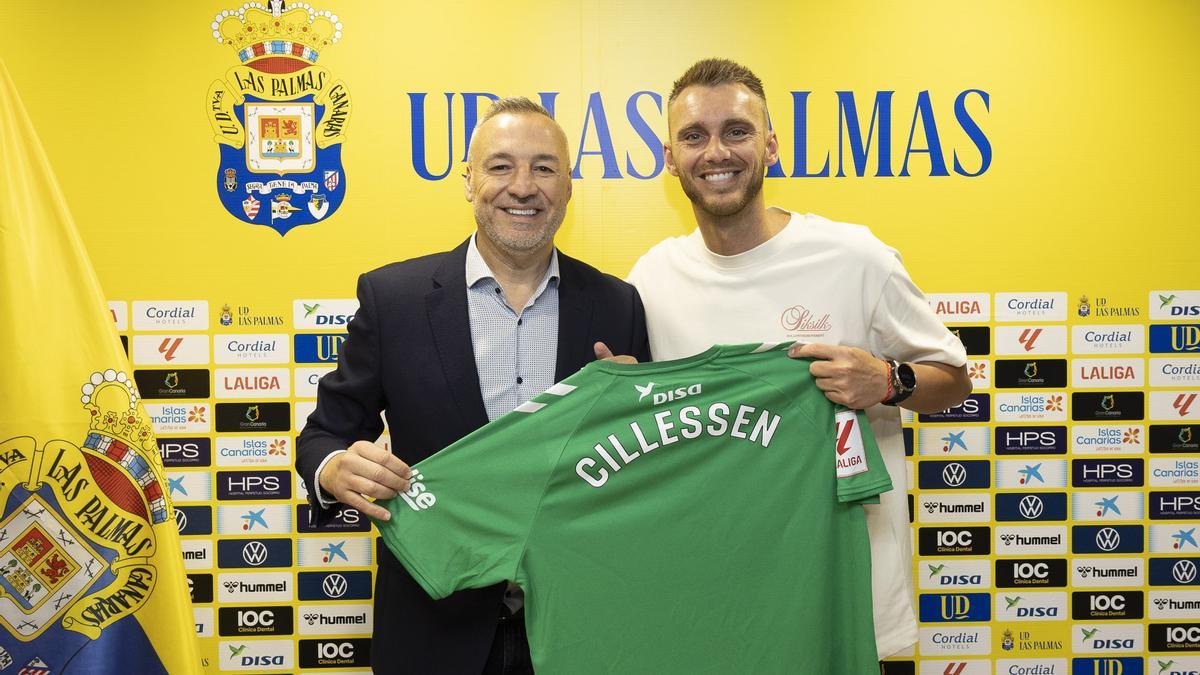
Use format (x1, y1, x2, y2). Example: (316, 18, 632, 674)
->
(635, 382, 656, 402)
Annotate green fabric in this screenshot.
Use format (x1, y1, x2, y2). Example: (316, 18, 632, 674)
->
(376, 343, 892, 674)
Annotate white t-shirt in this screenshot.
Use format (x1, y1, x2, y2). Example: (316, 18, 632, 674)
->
(627, 209, 967, 659)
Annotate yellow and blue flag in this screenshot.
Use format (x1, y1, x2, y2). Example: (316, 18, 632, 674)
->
(0, 61, 203, 674)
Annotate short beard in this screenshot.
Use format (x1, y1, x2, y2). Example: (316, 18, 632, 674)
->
(474, 205, 563, 254)
(680, 170, 764, 218)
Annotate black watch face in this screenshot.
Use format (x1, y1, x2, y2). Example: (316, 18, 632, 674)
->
(897, 363, 917, 389)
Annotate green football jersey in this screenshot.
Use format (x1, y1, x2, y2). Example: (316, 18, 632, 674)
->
(376, 342, 892, 674)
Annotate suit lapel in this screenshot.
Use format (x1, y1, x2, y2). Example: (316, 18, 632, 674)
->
(426, 240, 490, 432)
(555, 253, 594, 381)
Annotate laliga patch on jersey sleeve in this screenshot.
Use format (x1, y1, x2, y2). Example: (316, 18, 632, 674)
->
(835, 410, 869, 478)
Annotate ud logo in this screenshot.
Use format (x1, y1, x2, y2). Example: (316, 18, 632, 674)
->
(207, 3, 352, 235)
(0, 371, 170, 659)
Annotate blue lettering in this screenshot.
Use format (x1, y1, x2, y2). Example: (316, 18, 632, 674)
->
(409, 92, 455, 181)
(624, 91, 664, 179)
(573, 92, 621, 179)
(836, 91, 894, 177)
(900, 90, 949, 177)
(953, 89, 992, 177)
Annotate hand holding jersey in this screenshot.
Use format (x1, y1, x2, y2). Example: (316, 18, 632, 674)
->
(318, 440, 412, 521)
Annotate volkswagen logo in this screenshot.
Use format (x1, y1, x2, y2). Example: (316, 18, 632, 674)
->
(1018, 495, 1044, 519)
(942, 462, 967, 487)
(242, 541, 269, 566)
(322, 573, 348, 598)
(1174, 559, 1198, 584)
(1096, 527, 1121, 552)
(175, 508, 188, 533)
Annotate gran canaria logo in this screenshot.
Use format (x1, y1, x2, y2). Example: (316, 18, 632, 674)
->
(207, 1, 352, 235)
(0, 371, 168, 644)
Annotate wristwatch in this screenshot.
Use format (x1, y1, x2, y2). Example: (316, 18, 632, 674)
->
(882, 359, 916, 406)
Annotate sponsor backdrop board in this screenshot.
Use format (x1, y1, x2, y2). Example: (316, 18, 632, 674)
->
(4, 1, 1198, 672)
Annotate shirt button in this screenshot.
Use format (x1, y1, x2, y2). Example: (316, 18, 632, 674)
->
(516, 376, 524, 385)
(517, 318, 523, 326)
(495, 287, 502, 294)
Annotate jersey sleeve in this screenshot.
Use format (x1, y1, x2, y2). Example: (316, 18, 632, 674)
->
(867, 253, 968, 367)
(372, 379, 596, 599)
(833, 407, 892, 503)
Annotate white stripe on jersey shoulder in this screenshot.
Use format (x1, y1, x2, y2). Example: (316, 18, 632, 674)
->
(544, 382, 577, 396)
(749, 341, 796, 353)
(514, 401, 547, 413)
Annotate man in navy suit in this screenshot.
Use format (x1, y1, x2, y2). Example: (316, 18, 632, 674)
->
(296, 97, 650, 674)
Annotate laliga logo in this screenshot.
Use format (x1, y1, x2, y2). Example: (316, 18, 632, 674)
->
(207, 2, 352, 235)
(1175, 393, 1198, 417)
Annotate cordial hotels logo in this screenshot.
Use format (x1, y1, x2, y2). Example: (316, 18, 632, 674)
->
(207, 3, 351, 235)
(1071, 558, 1144, 588)
(778, 305, 833, 335)
(995, 393, 1066, 422)
(994, 292, 1067, 322)
(1071, 324, 1145, 355)
(1073, 358, 1145, 388)
(1151, 290, 1200, 320)
(132, 300, 208, 330)
(918, 626, 991, 656)
(994, 660, 1066, 675)
(928, 293, 990, 322)
(995, 526, 1067, 555)
(1072, 425, 1144, 455)
(214, 335, 290, 364)
(294, 299, 359, 329)
(1076, 294, 1142, 319)
(1150, 357, 1200, 386)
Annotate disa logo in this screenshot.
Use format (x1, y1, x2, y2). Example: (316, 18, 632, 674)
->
(635, 382, 702, 405)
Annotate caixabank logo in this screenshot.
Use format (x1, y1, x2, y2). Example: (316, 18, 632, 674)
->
(207, 3, 351, 234)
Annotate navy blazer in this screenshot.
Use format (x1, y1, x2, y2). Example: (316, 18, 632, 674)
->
(296, 238, 650, 673)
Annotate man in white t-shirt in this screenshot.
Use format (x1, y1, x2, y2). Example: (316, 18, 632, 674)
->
(627, 58, 972, 660)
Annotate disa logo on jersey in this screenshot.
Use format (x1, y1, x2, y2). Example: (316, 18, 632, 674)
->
(635, 382, 702, 405)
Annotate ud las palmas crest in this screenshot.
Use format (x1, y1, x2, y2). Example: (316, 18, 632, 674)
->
(207, 1, 351, 235)
(0, 370, 170, 669)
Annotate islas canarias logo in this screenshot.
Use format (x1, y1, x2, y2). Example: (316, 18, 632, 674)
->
(206, 1, 352, 235)
(0, 371, 169, 647)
